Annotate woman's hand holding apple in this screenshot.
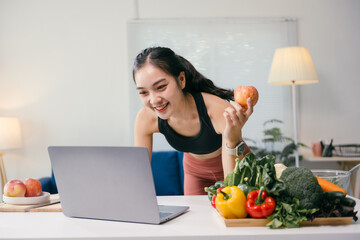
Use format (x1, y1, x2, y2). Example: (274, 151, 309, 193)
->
(223, 86, 258, 147)
(234, 86, 259, 109)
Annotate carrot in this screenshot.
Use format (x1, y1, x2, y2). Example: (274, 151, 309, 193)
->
(316, 176, 347, 195)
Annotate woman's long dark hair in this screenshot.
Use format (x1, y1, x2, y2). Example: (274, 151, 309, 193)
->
(132, 47, 234, 100)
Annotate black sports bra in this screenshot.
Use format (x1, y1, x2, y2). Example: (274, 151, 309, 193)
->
(158, 92, 222, 154)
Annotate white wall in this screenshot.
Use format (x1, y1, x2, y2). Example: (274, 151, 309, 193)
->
(0, 0, 359, 190)
(0, 0, 136, 187)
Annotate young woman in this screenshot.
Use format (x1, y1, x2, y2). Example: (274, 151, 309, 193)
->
(132, 47, 254, 195)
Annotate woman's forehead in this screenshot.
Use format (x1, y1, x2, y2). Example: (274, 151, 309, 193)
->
(135, 64, 173, 86)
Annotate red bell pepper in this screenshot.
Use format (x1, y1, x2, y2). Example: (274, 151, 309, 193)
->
(211, 187, 225, 208)
(245, 187, 276, 218)
(211, 195, 216, 208)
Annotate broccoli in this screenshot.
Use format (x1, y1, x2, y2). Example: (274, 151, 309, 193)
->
(280, 166, 323, 209)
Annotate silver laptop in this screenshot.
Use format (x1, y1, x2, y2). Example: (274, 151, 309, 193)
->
(48, 146, 189, 224)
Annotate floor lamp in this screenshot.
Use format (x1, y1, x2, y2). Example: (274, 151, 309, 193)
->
(268, 46, 319, 167)
(0, 117, 22, 191)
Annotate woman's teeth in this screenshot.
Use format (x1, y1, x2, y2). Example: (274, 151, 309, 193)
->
(155, 103, 169, 112)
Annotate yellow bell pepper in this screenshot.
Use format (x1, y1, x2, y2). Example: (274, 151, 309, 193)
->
(215, 186, 247, 219)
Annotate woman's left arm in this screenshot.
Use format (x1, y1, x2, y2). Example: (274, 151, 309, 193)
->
(221, 98, 254, 175)
(204, 93, 254, 176)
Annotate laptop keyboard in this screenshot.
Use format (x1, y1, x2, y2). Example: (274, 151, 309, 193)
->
(159, 212, 173, 219)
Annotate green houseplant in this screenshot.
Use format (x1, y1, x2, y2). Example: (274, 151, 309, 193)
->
(245, 119, 307, 167)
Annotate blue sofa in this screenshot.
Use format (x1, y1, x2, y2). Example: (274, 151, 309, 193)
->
(39, 151, 184, 196)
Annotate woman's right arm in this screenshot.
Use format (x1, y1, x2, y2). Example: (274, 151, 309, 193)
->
(134, 108, 158, 161)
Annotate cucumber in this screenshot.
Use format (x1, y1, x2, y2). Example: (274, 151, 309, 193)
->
(324, 191, 346, 201)
(341, 197, 356, 208)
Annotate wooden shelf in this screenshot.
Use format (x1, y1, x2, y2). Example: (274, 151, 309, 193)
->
(303, 155, 360, 162)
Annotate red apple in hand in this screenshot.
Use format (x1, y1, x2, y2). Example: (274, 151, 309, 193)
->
(24, 178, 42, 197)
(234, 86, 259, 109)
(3, 180, 26, 197)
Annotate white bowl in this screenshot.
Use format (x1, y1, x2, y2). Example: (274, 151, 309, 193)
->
(2, 192, 50, 205)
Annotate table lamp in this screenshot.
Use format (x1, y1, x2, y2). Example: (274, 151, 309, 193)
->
(268, 46, 319, 167)
(0, 117, 22, 190)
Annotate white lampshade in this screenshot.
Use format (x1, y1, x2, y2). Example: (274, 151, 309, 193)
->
(0, 117, 22, 150)
(268, 46, 319, 85)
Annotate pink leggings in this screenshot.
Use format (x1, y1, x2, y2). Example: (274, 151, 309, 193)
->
(183, 153, 224, 195)
(182, 145, 251, 195)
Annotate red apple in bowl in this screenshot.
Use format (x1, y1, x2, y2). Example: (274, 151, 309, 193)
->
(234, 86, 259, 109)
(3, 180, 26, 197)
(24, 178, 42, 197)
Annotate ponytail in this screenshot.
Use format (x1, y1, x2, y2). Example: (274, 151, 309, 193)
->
(133, 47, 234, 100)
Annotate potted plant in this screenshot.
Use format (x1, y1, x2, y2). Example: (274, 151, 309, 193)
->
(245, 119, 308, 166)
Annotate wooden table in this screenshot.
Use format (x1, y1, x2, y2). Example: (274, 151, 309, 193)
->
(0, 195, 359, 240)
(303, 155, 360, 198)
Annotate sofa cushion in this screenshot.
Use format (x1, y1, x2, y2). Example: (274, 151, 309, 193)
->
(151, 151, 184, 196)
(39, 170, 58, 194)
(177, 151, 184, 192)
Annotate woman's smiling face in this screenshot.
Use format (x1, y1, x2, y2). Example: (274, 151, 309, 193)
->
(135, 63, 185, 119)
